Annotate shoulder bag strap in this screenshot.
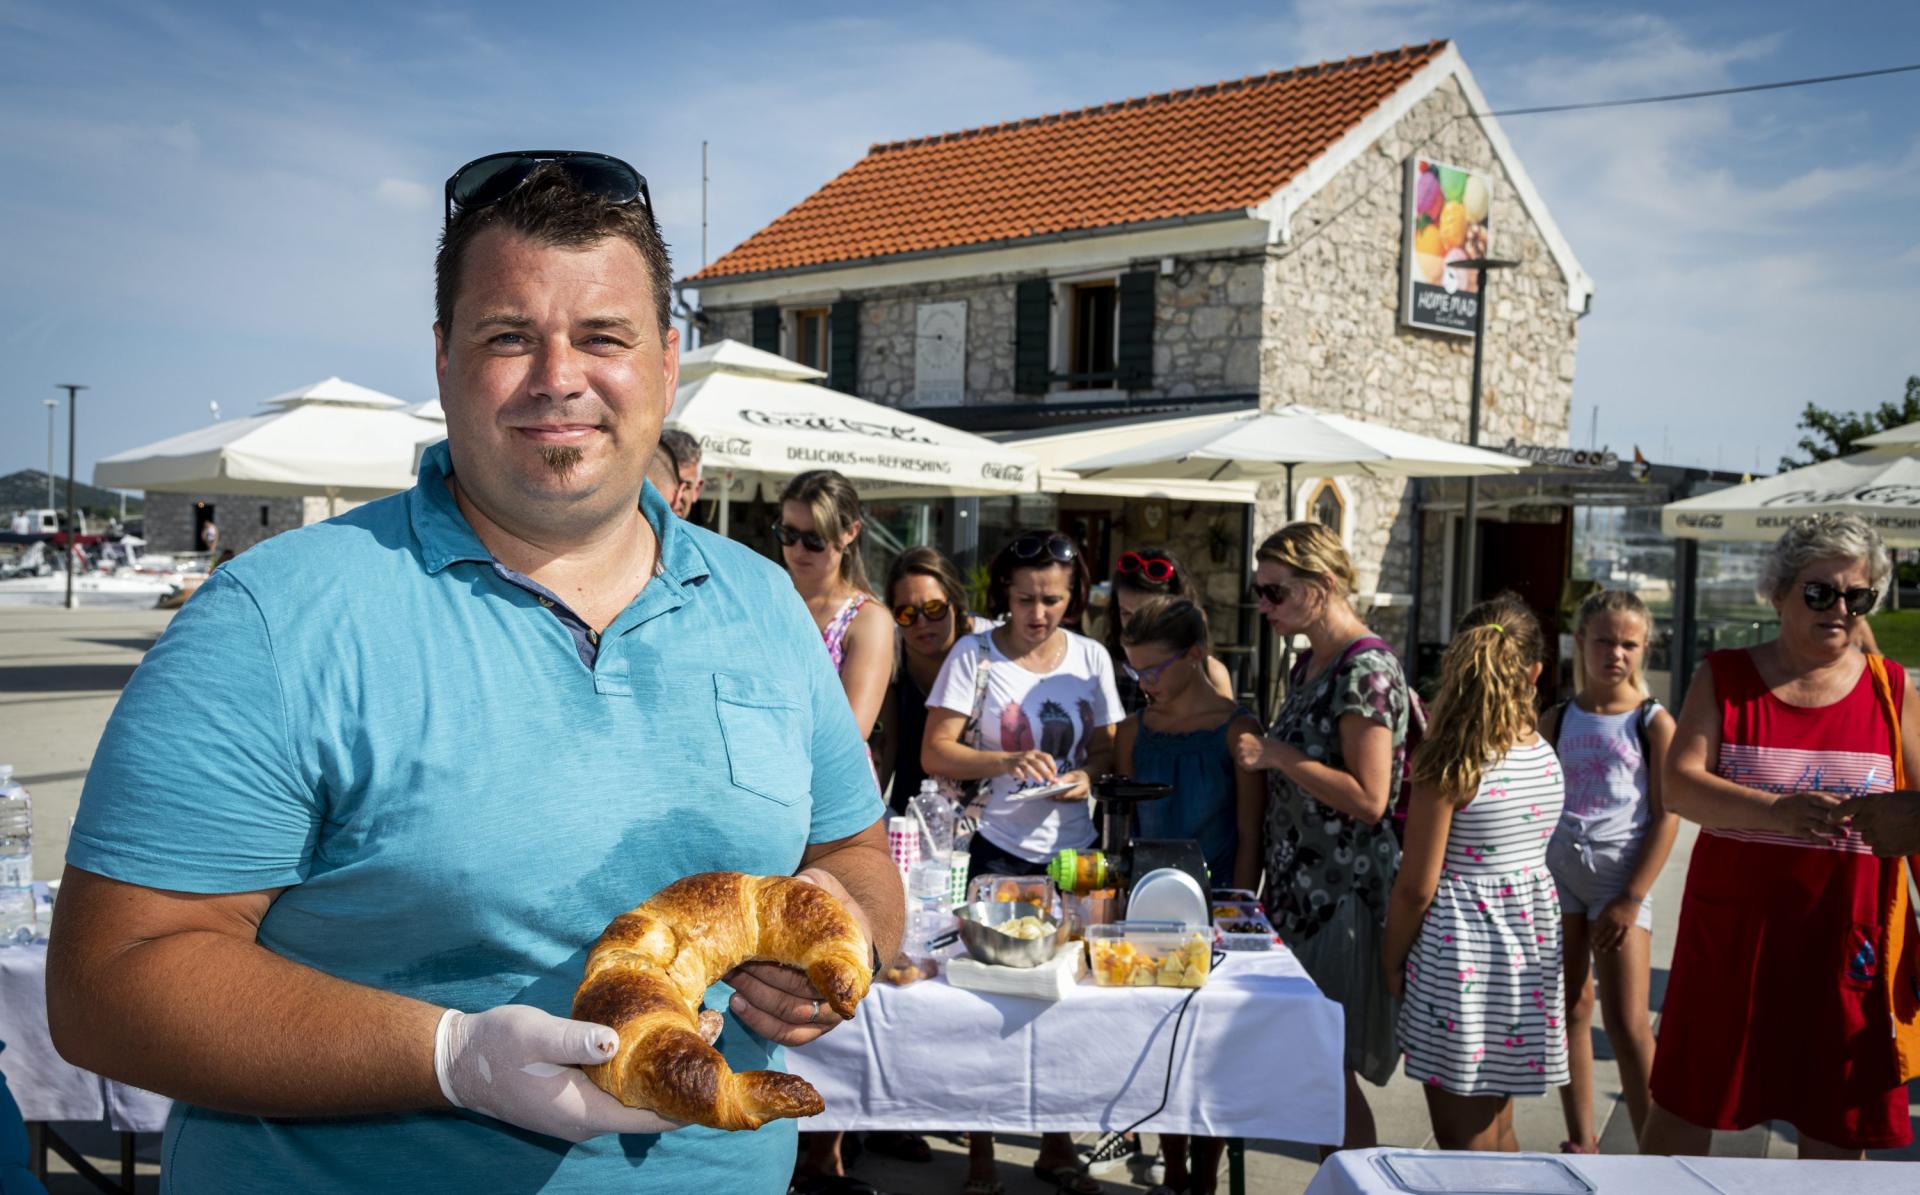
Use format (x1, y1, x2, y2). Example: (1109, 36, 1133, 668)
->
(1864, 653, 1920, 1082)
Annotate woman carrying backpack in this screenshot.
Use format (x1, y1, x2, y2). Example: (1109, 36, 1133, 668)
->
(1235, 522, 1413, 1153)
(1542, 590, 1678, 1153)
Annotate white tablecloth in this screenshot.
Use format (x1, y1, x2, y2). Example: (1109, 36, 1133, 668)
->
(0, 943, 172, 1132)
(1304, 1148, 1916, 1195)
(789, 949, 1346, 1145)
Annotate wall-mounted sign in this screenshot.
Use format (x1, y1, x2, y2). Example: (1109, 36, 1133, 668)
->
(913, 301, 967, 407)
(1500, 441, 1619, 472)
(1400, 157, 1492, 336)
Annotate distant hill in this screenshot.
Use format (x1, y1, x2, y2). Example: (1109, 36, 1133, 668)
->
(0, 470, 142, 517)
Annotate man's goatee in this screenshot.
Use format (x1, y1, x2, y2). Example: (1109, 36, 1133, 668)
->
(538, 445, 585, 478)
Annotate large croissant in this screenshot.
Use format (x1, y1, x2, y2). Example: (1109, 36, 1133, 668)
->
(571, 872, 872, 1131)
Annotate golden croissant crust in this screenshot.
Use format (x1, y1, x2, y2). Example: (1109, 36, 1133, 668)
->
(571, 872, 871, 1130)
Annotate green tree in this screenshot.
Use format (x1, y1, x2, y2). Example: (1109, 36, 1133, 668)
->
(1782, 376, 1920, 469)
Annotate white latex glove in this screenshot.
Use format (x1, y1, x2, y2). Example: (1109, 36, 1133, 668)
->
(434, 1004, 719, 1143)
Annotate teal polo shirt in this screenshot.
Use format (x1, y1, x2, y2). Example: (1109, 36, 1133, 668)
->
(67, 441, 882, 1193)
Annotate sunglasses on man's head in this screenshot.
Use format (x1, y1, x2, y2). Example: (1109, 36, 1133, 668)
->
(1249, 580, 1293, 607)
(1117, 551, 1176, 584)
(893, 599, 951, 627)
(444, 150, 653, 225)
(1008, 532, 1078, 564)
(1802, 581, 1877, 616)
(771, 522, 827, 553)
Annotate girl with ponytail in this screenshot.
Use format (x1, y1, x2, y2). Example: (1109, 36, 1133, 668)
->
(1382, 594, 1571, 1150)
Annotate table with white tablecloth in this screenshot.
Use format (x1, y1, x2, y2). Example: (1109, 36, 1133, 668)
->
(1304, 1147, 1915, 1195)
(789, 949, 1347, 1146)
(0, 939, 172, 1192)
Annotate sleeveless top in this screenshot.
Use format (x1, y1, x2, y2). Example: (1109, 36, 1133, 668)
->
(887, 667, 933, 815)
(1650, 649, 1913, 1147)
(821, 593, 869, 673)
(1131, 706, 1254, 885)
(1552, 701, 1657, 844)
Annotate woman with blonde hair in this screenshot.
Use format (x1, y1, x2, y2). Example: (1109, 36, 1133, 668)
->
(1542, 589, 1677, 1152)
(1382, 595, 1570, 1151)
(1235, 521, 1411, 1152)
(774, 470, 891, 740)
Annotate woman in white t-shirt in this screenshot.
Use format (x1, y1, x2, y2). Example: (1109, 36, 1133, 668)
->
(922, 529, 1121, 1195)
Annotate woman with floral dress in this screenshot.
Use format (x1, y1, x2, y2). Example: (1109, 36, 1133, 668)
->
(1235, 522, 1411, 1153)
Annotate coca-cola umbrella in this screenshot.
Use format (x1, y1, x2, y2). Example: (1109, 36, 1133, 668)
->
(1661, 447, 1920, 546)
(666, 340, 1037, 531)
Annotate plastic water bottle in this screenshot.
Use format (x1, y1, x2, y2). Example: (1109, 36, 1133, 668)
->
(904, 856, 953, 962)
(0, 765, 32, 945)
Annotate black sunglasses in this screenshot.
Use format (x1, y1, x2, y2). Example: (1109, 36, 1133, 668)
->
(1249, 580, 1293, 606)
(893, 599, 951, 627)
(1008, 532, 1078, 565)
(444, 150, 653, 225)
(1802, 581, 1877, 616)
(771, 522, 828, 553)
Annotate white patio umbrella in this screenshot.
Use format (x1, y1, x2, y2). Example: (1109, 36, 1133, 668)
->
(1661, 447, 1920, 546)
(1005, 409, 1259, 504)
(666, 340, 1037, 531)
(1065, 404, 1529, 517)
(95, 377, 425, 512)
(1855, 420, 1920, 448)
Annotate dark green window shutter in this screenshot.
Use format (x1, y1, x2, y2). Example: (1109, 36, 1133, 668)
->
(751, 305, 780, 353)
(1014, 279, 1052, 395)
(828, 300, 859, 392)
(1117, 270, 1156, 391)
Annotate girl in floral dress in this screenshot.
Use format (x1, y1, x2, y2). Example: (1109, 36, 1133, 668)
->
(1383, 595, 1570, 1150)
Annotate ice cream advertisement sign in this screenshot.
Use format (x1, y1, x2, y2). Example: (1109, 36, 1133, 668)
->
(1401, 156, 1491, 335)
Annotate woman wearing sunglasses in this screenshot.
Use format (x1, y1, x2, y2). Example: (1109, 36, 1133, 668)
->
(1645, 512, 1919, 1159)
(875, 546, 975, 815)
(1105, 548, 1235, 714)
(1234, 521, 1412, 1154)
(923, 530, 1122, 1195)
(773, 471, 892, 749)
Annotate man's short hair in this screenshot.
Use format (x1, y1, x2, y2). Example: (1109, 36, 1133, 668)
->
(658, 428, 701, 476)
(646, 442, 680, 497)
(435, 163, 673, 338)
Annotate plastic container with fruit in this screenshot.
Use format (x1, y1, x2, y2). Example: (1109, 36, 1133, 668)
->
(1085, 921, 1213, 988)
(969, 874, 1059, 916)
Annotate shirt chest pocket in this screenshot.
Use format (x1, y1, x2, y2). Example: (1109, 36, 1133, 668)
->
(714, 672, 813, 806)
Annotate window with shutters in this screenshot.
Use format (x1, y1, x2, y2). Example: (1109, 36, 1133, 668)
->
(1062, 280, 1117, 390)
(791, 308, 830, 372)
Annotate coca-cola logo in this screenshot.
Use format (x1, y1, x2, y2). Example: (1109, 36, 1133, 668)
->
(1761, 485, 1920, 508)
(741, 409, 934, 444)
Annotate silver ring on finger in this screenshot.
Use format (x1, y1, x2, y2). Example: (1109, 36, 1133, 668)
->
(808, 999, 822, 1025)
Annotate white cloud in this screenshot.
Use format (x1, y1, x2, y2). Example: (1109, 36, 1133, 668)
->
(374, 178, 433, 210)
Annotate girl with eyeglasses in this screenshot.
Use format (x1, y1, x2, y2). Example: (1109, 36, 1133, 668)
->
(1644, 513, 1920, 1159)
(1234, 522, 1412, 1154)
(922, 529, 1122, 1195)
(1104, 547, 1235, 714)
(875, 546, 975, 815)
(1114, 595, 1263, 1195)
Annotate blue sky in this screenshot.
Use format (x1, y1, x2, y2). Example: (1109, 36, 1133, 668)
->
(2, 0, 1915, 487)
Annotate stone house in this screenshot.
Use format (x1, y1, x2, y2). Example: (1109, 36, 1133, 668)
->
(683, 39, 1591, 672)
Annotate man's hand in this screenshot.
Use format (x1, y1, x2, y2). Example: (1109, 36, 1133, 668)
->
(1771, 791, 1846, 843)
(435, 1004, 719, 1143)
(1838, 792, 1920, 858)
(726, 868, 870, 1048)
(1591, 896, 1641, 953)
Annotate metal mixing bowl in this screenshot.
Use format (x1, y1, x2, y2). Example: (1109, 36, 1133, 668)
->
(955, 901, 1063, 968)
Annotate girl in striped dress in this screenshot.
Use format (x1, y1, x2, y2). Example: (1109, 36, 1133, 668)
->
(1383, 595, 1570, 1150)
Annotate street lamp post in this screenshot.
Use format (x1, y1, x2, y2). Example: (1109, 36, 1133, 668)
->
(43, 399, 58, 508)
(57, 384, 88, 609)
(1452, 258, 1519, 620)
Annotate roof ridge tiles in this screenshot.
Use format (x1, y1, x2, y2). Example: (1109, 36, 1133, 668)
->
(865, 37, 1449, 155)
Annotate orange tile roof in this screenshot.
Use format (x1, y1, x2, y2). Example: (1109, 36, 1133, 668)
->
(687, 40, 1450, 284)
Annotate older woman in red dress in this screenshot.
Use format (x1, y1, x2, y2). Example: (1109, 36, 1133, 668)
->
(1647, 512, 1920, 1157)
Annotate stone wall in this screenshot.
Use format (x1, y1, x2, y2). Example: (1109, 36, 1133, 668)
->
(697, 257, 1265, 408)
(144, 492, 367, 555)
(1255, 77, 1579, 645)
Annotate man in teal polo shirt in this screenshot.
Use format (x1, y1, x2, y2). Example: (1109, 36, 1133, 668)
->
(45, 153, 900, 1193)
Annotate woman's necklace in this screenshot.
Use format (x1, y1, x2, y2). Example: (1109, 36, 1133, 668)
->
(1002, 627, 1067, 673)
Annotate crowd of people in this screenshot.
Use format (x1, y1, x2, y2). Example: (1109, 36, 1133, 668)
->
(25, 153, 1916, 1195)
(763, 472, 1920, 1192)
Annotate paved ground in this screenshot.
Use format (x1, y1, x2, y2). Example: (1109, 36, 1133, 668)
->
(3, 605, 1915, 1193)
